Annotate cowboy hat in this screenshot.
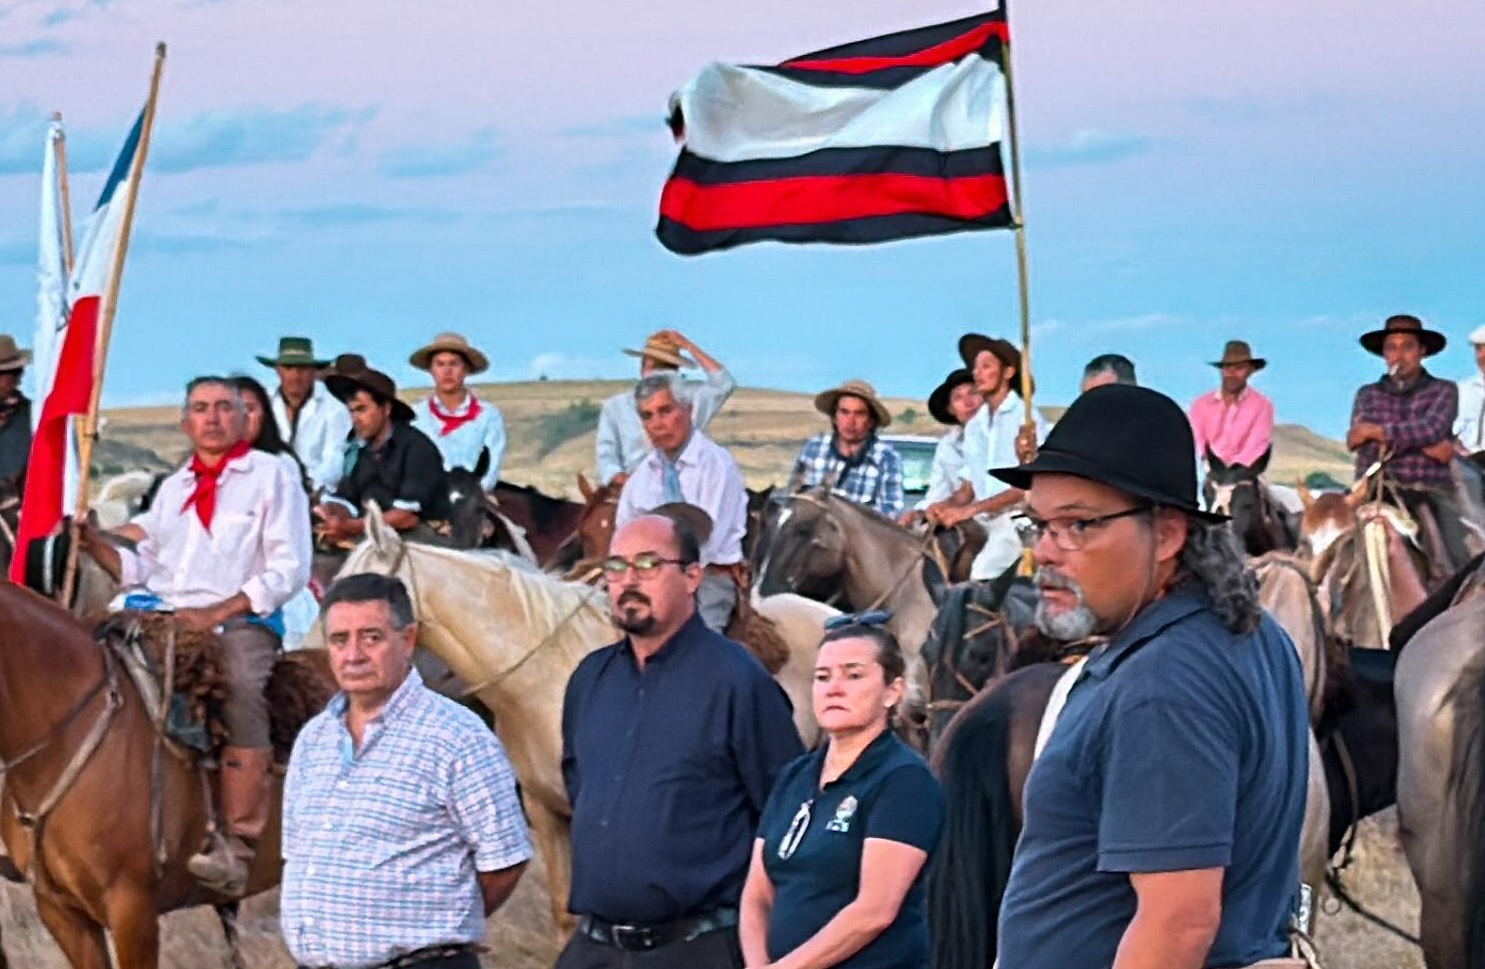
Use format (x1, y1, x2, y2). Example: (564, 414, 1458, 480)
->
(814, 379, 893, 429)
(928, 368, 976, 426)
(323, 355, 415, 422)
(1359, 314, 1447, 357)
(957, 333, 1030, 397)
(409, 332, 490, 374)
(1210, 340, 1266, 371)
(1468, 324, 1485, 346)
(992, 384, 1227, 523)
(0, 335, 32, 373)
(255, 336, 330, 369)
(622, 332, 696, 370)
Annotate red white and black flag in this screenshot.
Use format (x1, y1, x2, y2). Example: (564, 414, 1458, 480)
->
(657, 8, 1013, 255)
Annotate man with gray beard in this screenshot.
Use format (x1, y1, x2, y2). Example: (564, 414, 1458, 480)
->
(993, 384, 1309, 969)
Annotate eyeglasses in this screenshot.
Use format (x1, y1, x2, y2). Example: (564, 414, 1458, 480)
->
(822, 609, 894, 631)
(1014, 505, 1151, 552)
(777, 799, 813, 860)
(600, 552, 693, 580)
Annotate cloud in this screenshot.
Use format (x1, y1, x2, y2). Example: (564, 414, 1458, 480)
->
(1025, 129, 1162, 169)
(271, 202, 463, 228)
(40, 9, 76, 27)
(0, 38, 68, 57)
(150, 104, 374, 174)
(377, 128, 501, 178)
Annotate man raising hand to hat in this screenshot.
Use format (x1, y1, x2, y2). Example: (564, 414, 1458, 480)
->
(409, 332, 507, 492)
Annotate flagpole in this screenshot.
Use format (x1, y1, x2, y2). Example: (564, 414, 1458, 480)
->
(51, 111, 75, 275)
(62, 42, 166, 604)
(998, 26, 1035, 429)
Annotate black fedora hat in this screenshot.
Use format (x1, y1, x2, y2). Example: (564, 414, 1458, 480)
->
(323, 355, 415, 422)
(928, 368, 976, 426)
(991, 384, 1226, 523)
(1358, 314, 1447, 357)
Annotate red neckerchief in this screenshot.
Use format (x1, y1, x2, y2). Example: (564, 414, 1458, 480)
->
(427, 393, 482, 437)
(182, 439, 251, 532)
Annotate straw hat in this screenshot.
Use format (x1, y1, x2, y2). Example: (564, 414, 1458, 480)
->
(323, 355, 415, 422)
(1359, 314, 1447, 357)
(623, 332, 695, 370)
(409, 332, 489, 374)
(1210, 340, 1266, 371)
(255, 336, 330, 369)
(814, 379, 893, 429)
(0, 335, 33, 373)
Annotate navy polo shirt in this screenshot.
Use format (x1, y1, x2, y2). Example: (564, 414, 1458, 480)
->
(998, 584, 1308, 969)
(561, 612, 804, 925)
(759, 730, 944, 969)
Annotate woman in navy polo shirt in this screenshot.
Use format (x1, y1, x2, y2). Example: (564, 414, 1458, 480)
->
(739, 616, 944, 969)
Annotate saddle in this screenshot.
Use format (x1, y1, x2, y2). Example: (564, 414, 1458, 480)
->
(93, 612, 334, 765)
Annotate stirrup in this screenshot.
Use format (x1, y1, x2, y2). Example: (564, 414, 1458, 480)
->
(187, 831, 251, 896)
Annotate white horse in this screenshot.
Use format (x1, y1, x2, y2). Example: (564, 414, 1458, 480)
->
(324, 507, 840, 937)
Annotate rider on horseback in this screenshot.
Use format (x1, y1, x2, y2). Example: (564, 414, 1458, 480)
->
(79, 376, 313, 895)
(1188, 339, 1274, 483)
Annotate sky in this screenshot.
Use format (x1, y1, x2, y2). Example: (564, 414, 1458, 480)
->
(0, 0, 1482, 439)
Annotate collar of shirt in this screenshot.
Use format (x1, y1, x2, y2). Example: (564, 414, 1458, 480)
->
(617, 611, 707, 670)
(644, 430, 701, 471)
(1080, 583, 1207, 683)
(329, 666, 426, 764)
(1373, 368, 1437, 396)
(802, 728, 897, 791)
(1207, 386, 1252, 406)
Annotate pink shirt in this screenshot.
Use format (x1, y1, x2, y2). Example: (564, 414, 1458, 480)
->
(1188, 387, 1275, 469)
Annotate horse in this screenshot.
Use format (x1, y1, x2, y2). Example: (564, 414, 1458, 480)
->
(1204, 449, 1298, 555)
(490, 478, 586, 570)
(328, 507, 840, 937)
(574, 473, 776, 567)
(1394, 588, 1485, 969)
(0, 473, 20, 574)
(1309, 502, 1431, 650)
(0, 581, 331, 968)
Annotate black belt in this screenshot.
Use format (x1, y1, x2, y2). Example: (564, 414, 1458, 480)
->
(578, 908, 739, 952)
(299, 942, 477, 969)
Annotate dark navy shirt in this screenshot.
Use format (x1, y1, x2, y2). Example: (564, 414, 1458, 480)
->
(759, 730, 943, 969)
(561, 612, 804, 924)
(998, 584, 1308, 969)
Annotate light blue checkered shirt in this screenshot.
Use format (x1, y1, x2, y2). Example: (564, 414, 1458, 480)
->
(280, 668, 532, 968)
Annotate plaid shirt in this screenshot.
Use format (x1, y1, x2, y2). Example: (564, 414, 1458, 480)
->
(794, 433, 905, 517)
(281, 668, 532, 969)
(1350, 370, 1458, 490)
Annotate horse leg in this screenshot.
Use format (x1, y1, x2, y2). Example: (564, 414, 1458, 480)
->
(33, 894, 112, 969)
(99, 885, 160, 969)
(523, 798, 574, 942)
(215, 902, 245, 969)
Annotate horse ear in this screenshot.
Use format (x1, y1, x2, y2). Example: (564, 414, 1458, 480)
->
(1344, 478, 1369, 509)
(364, 502, 402, 554)
(474, 447, 491, 482)
(1252, 449, 1271, 475)
(1296, 481, 1314, 509)
(1206, 447, 1227, 473)
(577, 473, 595, 503)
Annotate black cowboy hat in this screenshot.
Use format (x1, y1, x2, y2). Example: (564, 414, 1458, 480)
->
(1359, 314, 1447, 357)
(957, 333, 1029, 398)
(928, 368, 975, 426)
(1210, 340, 1266, 371)
(323, 354, 415, 422)
(991, 384, 1227, 523)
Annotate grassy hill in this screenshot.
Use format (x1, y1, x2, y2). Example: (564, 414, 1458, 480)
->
(92, 380, 1355, 497)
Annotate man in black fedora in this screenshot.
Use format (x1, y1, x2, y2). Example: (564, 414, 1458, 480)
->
(994, 384, 1309, 969)
(316, 355, 452, 546)
(257, 336, 351, 495)
(1345, 313, 1470, 572)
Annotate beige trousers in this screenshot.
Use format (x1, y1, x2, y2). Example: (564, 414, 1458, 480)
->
(218, 622, 279, 748)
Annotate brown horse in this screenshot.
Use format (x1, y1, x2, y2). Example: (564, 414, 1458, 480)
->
(491, 478, 586, 569)
(0, 582, 328, 968)
(574, 473, 777, 566)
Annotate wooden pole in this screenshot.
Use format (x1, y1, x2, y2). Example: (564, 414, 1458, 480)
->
(998, 30, 1035, 429)
(50, 111, 75, 275)
(62, 43, 166, 604)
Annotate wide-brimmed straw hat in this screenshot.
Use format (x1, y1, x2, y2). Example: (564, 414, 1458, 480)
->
(623, 332, 696, 370)
(1210, 340, 1266, 371)
(0, 335, 33, 373)
(928, 368, 975, 426)
(1359, 314, 1447, 357)
(992, 384, 1226, 523)
(255, 336, 330, 369)
(409, 332, 490, 374)
(814, 379, 893, 429)
(323, 354, 415, 422)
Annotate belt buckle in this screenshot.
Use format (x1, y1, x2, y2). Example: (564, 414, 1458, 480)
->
(609, 923, 655, 952)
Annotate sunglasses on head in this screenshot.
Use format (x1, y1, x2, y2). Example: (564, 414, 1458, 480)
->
(822, 609, 894, 632)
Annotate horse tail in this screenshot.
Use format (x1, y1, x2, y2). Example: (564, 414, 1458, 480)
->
(1446, 650, 1485, 968)
(927, 677, 1023, 969)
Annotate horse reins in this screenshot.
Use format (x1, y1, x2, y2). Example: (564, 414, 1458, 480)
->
(0, 495, 18, 553)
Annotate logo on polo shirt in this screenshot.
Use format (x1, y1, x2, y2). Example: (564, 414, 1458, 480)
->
(826, 796, 858, 833)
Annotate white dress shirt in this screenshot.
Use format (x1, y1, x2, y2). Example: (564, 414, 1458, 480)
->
(959, 394, 1049, 500)
(119, 449, 312, 615)
(615, 431, 747, 565)
(918, 428, 966, 509)
(1455, 371, 1485, 452)
(411, 393, 507, 492)
(271, 381, 353, 494)
(596, 369, 737, 484)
